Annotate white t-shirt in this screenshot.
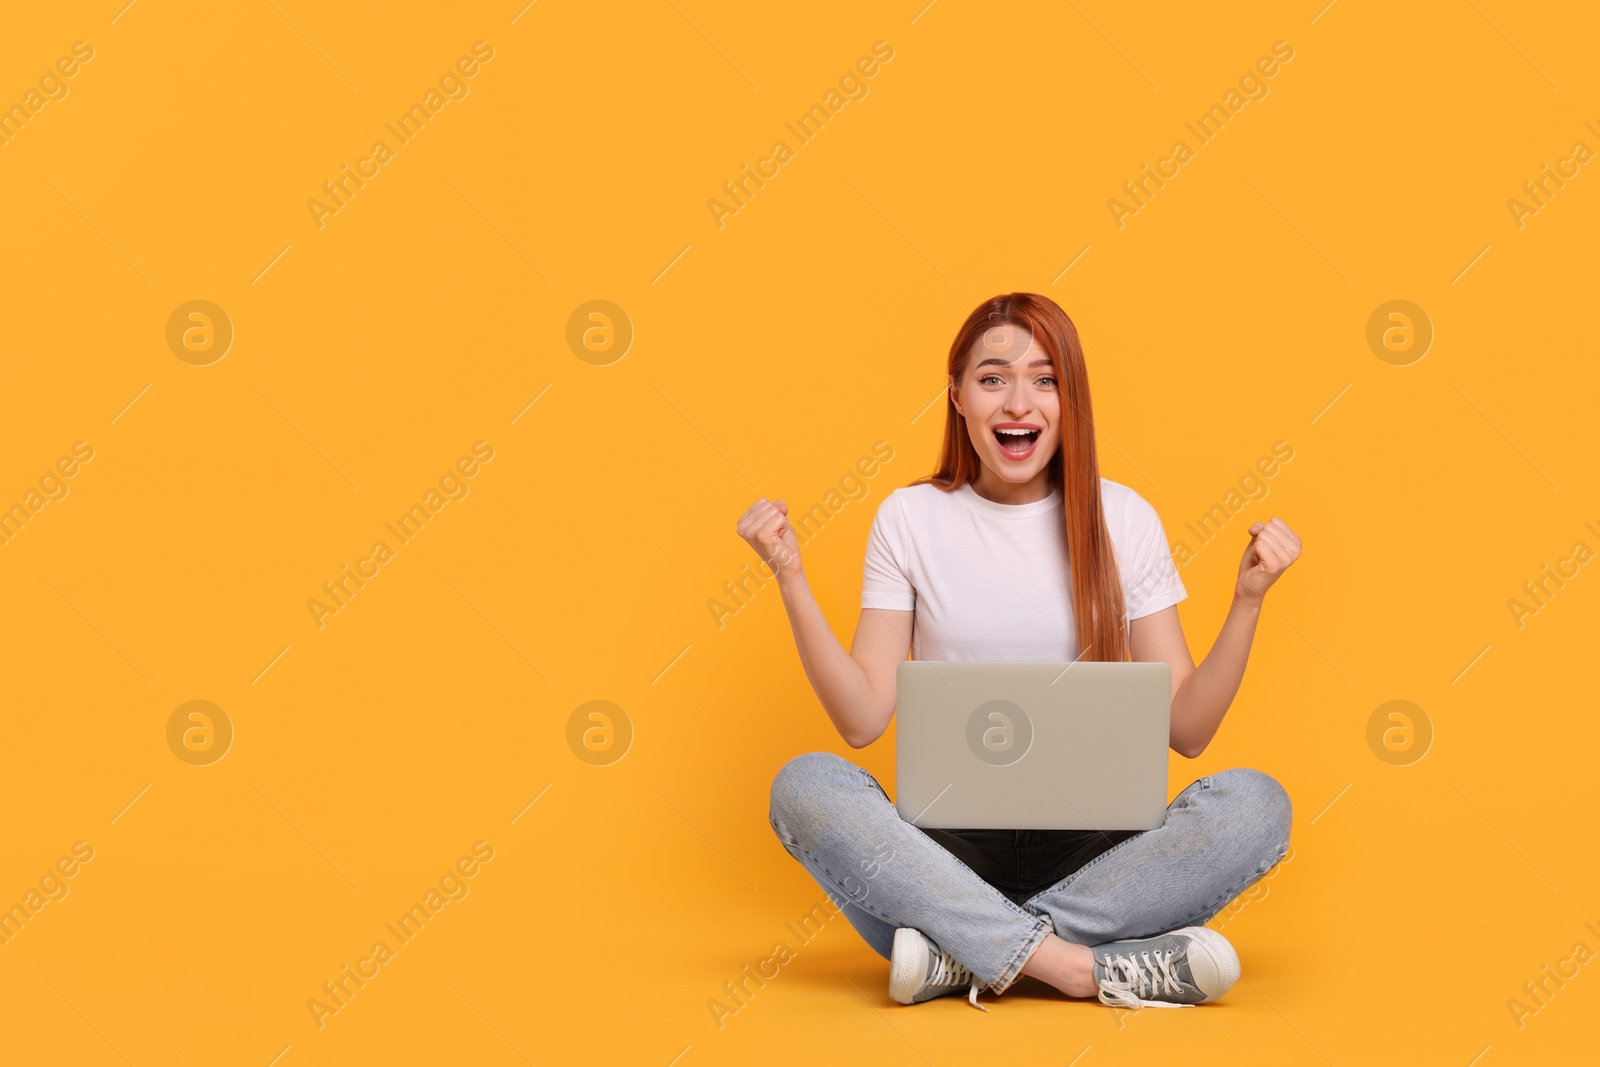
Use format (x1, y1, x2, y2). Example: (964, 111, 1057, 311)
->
(859, 478, 1186, 661)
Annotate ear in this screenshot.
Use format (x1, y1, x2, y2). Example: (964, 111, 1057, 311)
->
(948, 378, 963, 417)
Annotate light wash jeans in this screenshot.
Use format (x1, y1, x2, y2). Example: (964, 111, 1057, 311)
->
(768, 751, 1292, 995)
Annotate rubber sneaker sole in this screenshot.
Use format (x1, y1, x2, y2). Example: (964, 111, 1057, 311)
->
(888, 927, 932, 1005)
(1170, 926, 1241, 1002)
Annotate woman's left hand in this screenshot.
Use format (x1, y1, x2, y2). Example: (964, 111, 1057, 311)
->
(1235, 517, 1302, 604)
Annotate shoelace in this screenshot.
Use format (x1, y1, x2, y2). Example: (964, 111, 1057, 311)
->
(1095, 947, 1185, 1010)
(926, 946, 991, 1013)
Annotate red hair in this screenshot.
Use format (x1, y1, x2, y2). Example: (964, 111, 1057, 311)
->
(908, 292, 1131, 662)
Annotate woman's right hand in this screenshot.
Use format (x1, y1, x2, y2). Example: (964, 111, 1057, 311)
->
(736, 497, 803, 580)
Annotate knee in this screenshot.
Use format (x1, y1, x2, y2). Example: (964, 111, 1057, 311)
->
(1213, 767, 1292, 843)
(769, 751, 854, 850)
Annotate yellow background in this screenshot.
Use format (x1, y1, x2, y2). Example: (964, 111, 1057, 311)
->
(2, 1, 1597, 1063)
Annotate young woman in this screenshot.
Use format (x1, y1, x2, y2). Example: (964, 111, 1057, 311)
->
(735, 292, 1301, 1013)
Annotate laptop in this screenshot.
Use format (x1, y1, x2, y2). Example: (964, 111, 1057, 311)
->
(895, 660, 1172, 831)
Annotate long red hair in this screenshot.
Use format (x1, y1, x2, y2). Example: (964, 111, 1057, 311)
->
(908, 292, 1131, 662)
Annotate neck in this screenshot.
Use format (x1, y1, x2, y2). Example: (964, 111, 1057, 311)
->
(970, 468, 1055, 505)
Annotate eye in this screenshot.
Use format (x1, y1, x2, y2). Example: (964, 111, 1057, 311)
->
(1038, 376, 1057, 388)
(979, 374, 1003, 386)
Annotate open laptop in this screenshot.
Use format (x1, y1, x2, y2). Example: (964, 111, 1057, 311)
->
(895, 660, 1171, 831)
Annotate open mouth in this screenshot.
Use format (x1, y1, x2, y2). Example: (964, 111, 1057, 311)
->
(994, 428, 1040, 454)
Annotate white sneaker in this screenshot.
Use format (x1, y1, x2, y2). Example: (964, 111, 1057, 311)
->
(1090, 926, 1241, 1009)
(888, 927, 990, 1012)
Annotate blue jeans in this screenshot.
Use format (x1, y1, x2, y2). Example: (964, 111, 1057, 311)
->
(768, 751, 1292, 995)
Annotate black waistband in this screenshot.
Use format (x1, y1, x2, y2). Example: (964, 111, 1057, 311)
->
(920, 827, 1140, 904)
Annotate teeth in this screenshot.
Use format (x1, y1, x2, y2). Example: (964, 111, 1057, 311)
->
(996, 428, 1035, 435)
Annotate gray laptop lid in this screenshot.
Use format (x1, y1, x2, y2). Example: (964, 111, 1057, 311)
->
(895, 660, 1171, 831)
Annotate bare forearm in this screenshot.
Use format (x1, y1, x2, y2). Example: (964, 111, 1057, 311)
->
(776, 569, 879, 746)
(1171, 595, 1262, 757)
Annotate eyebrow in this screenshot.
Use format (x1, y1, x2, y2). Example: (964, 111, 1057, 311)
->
(976, 357, 1053, 369)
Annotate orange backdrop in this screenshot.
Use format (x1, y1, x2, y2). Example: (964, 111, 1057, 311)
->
(1, 1, 1596, 1064)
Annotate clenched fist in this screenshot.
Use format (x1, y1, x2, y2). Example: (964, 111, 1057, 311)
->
(1236, 516, 1301, 604)
(736, 497, 803, 580)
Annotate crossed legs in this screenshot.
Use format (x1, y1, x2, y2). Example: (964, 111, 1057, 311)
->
(768, 751, 1292, 997)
